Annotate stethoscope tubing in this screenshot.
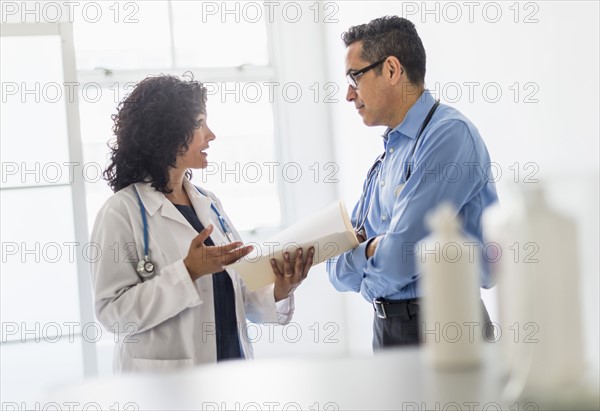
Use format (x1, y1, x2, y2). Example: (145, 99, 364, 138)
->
(355, 100, 440, 235)
(133, 185, 235, 280)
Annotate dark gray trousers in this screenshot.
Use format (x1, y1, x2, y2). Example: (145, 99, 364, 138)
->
(372, 299, 494, 350)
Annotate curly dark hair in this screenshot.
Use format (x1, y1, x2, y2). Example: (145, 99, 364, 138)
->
(103, 74, 207, 193)
(342, 16, 426, 86)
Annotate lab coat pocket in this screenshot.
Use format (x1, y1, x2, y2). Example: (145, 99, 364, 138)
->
(130, 357, 194, 372)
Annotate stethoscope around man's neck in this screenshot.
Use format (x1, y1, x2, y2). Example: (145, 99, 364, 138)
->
(354, 100, 440, 239)
(133, 185, 235, 280)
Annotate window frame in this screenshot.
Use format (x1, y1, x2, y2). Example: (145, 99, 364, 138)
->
(0, 21, 98, 376)
(74, 2, 288, 240)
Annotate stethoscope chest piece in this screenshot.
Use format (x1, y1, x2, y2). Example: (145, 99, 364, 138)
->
(137, 255, 156, 279)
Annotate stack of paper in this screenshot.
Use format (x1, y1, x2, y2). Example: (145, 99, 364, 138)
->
(228, 201, 359, 291)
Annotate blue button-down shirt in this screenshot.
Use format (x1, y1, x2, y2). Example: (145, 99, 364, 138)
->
(327, 90, 498, 302)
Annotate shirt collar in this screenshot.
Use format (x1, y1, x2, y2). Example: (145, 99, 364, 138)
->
(387, 89, 436, 141)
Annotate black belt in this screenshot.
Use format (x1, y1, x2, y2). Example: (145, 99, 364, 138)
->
(373, 298, 420, 319)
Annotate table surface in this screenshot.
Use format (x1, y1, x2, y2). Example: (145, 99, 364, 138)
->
(47, 345, 598, 411)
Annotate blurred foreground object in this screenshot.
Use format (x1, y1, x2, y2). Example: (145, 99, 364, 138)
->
(419, 203, 484, 369)
(485, 184, 597, 409)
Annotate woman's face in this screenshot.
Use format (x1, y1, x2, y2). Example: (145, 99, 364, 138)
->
(176, 114, 215, 170)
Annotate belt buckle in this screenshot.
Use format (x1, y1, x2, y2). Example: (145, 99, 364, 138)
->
(373, 299, 387, 319)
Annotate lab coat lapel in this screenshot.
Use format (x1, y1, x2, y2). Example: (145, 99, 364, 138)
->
(185, 182, 240, 295)
(136, 181, 214, 233)
(159, 199, 193, 228)
(134, 182, 189, 229)
(183, 182, 243, 301)
(184, 180, 228, 245)
(133, 183, 194, 265)
(185, 181, 212, 229)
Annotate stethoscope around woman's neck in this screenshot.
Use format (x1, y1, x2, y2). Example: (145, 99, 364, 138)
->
(133, 185, 235, 280)
(354, 100, 440, 238)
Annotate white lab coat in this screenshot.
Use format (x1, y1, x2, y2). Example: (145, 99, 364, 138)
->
(90, 179, 294, 373)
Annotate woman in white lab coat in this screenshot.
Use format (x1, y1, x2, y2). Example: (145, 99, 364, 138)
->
(91, 75, 314, 373)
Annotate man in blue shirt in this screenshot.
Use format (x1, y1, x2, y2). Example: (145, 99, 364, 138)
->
(327, 16, 499, 349)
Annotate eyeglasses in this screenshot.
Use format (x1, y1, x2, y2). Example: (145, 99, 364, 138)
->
(346, 56, 389, 90)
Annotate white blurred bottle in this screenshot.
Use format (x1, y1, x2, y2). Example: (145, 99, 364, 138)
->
(483, 193, 528, 379)
(419, 203, 483, 369)
(485, 184, 585, 402)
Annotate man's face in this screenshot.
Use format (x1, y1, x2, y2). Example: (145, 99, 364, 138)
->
(345, 41, 393, 127)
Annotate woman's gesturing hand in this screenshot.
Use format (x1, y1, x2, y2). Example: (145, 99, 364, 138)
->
(271, 247, 315, 302)
(184, 225, 253, 281)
